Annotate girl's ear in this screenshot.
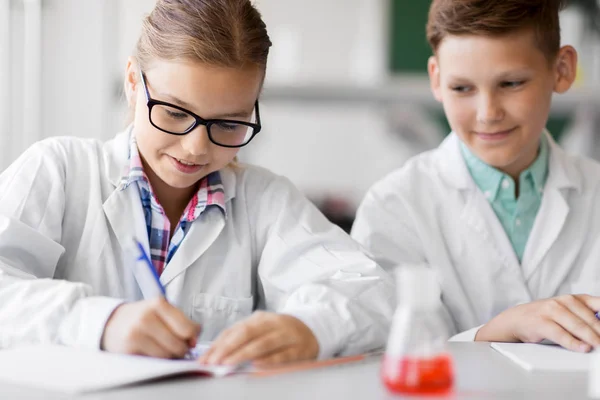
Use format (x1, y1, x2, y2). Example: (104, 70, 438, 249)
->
(124, 57, 139, 108)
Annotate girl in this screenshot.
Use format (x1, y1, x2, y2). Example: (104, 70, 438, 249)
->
(0, 0, 393, 366)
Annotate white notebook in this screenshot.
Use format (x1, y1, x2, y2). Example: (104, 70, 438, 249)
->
(0, 344, 239, 393)
(490, 342, 591, 371)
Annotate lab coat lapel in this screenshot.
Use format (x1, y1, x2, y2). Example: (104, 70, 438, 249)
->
(461, 190, 522, 275)
(438, 134, 532, 306)
(159, 209, 226, 287)
(439, 134, 522, 275)
(103, 186, 150, 253)
(521, 188, 569, 283)
(159, 167, 236, 287)
(101, 127, 150, 253)
(521, 133, 580, 285)
(101, 128, 150, 299)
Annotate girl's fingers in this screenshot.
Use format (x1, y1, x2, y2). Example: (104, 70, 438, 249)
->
(253, 347, 302, 367)
(221, 331, 290, 365)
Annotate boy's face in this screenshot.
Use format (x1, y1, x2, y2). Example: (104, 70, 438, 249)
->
(428, 29, 576, 177)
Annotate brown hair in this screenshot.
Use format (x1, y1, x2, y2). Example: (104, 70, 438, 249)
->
(136, 0, 272, 72)
(426, 0, 567, 60)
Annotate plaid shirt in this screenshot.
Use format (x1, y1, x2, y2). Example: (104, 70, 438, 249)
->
(119, 135, 226, 276)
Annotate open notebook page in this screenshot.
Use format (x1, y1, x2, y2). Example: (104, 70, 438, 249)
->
(0, 344, 237, 393)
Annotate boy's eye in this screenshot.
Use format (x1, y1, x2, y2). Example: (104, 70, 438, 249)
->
(451, 85, 471, 93)
(500, 81, 525, 89)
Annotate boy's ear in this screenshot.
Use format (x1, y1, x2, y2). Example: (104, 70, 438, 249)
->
(554, 45, 578, 94)
(428, 56, 443, 102)
(124, 57, 139, 108)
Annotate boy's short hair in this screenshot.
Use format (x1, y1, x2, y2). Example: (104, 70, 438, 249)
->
(426, 0, 567, 60)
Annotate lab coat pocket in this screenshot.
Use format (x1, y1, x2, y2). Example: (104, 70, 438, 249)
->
(569, 281, 600, 297)
(192, 293, 254, 341)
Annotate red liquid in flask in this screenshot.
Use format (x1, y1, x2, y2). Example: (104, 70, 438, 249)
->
(382, 353, 454, 395)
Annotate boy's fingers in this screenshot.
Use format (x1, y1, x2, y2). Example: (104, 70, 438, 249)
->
(551, 299, 600, 348)
(561, 296, 600, 340)
(575, 295, 600, 312)
(542, 320, 591, 353)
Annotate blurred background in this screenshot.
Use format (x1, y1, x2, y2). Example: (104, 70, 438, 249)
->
(1, 0, 599, 231)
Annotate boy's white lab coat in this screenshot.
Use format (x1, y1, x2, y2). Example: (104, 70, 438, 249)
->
(352, 132, 600, 340)
(0, 130, 394, 358)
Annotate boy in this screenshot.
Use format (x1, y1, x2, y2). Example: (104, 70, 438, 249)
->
(353, 0, 600, 352)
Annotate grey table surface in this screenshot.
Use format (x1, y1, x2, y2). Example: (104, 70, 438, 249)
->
(0, 342, 593, 400)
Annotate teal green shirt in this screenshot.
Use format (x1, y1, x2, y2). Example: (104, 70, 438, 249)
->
(460, 137, 549, 261)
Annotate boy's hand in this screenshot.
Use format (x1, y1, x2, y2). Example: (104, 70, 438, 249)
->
(101, 298, 201, 359)
(476, 294, 600, 352)
(198, 312, 319, 366)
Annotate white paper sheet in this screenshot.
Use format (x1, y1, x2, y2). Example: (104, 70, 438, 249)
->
(0, 345, 236, 393)
(490, 342, 591, 371)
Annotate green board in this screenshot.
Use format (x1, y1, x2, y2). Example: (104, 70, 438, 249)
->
(389, 0, 432, 73)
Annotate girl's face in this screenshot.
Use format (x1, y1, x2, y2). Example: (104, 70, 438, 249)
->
(125, 59, 263, 192)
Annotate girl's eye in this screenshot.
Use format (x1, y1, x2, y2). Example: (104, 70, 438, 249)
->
(216, 122, 238, 131)
(166, 110, 189, 119)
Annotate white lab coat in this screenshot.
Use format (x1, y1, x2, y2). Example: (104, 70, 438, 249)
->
(352, 132, 600, 340)
(0, 130, 394, 358)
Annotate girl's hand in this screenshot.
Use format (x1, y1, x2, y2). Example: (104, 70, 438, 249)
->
(198, 311, 319, 366)
(101, 297, 201, 358)
(476, 294, 600, 352)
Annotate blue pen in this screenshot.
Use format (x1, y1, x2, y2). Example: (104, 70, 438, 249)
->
(129, 238, 197, 358)
(130, 238, 166, 299)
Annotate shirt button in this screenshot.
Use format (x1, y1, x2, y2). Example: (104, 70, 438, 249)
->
(515, 218, 522, 227)
(502, 179, 510, 189)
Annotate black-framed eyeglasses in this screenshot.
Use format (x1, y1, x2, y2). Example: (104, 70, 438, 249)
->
(139, 69, 261, 148)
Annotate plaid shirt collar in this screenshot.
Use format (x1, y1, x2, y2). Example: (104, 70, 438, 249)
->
(119, 133, 227, 221)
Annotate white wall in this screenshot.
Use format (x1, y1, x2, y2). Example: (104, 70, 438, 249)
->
(41, 0, 119, 142)
(256, 0, 387, 86)
(243, 0, 431, 207)
(242, 102, 425, 208)
(1, 0, 121, 170)
(0, 1, 11, 168)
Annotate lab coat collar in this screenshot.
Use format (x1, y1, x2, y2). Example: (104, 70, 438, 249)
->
(437, 130, 582, 194)
(545, 132, 582, 194)
(102, 127, 237, 204)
